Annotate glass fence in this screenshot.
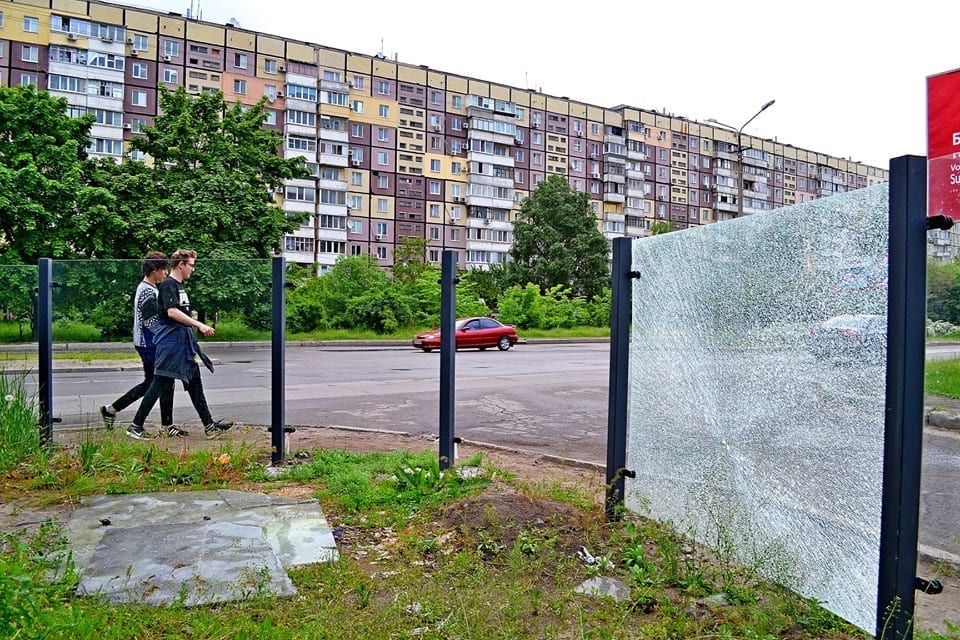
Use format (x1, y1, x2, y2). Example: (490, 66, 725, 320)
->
(625, 184, 889, 632)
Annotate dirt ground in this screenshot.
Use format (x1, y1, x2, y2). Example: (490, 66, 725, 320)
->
(5, 424, 958, 636)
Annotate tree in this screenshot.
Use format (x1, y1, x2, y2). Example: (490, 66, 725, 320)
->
(392, 236, 430, 286)
(509, 174, 610, 299)
(126, 86, 309, 259)
(649, 220, 676, 235)
(0, 86, 119, 264)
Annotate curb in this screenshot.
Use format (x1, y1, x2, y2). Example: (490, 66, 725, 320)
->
(925, 411, 960, 432)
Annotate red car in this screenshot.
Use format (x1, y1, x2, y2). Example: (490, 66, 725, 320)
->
(413, 317, 519, 352)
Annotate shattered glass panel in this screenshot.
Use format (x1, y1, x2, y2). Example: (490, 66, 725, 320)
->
(625, 185, 888, 632)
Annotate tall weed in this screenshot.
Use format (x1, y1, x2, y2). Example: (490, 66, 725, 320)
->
(0, 370, 40, 472)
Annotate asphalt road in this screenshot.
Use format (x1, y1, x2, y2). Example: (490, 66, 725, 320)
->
(18, 342, 960, 561)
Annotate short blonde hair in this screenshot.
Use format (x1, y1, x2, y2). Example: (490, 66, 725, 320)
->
(169, 249, 197, 269)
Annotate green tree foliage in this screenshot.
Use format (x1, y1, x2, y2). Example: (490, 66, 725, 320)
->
(126, 86, 309, 258)
(460, 264, 511, 311)
(649, 220, 676, 235)
(392, 236, 430, 286)
(509, 174, 610, 300)
(928, 259, 960, 324)
(0, 86, 118, 264)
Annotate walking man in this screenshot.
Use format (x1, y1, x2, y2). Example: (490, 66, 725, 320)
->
(100, 252, 174, 434)
(127, 249, 232, 439)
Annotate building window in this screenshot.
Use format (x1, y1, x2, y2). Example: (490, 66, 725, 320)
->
(377, 127, 389, 142)
(131, 89, 147, 106)
(264, 58, 277, 74)
(263, 110, 277, 126)
(377, 222, 388, 235)
(352, 100, 364, 113)
(377, 175, 388, 189)
(452, 95, 462, 108)
(21, 45, 38, 63)
(379, 104, 389, 118)
(429, 203, 440, 218)
(352, 76, 364, 89)
(376, 247, 387, 260)
(429, 181, 441, 195)
(378, 80, 389, 95)
(430, 159, 440, 172)
(133, 34, 148, 51)
(351, 171, 363, 186)
(234, 79, 246, 94)
(349, 195, 363, 210)
(23, 16, 39, 33)
(132, 62, 148, 79)
(163, 68, 178, 84)
(234, 53, 248, 69)
(20, 73, 37, 87)
(285, 186, 316, 202)
(377, 151, 388, 166)
(377, 198, 388, 212)
(164, 41, 179, 57)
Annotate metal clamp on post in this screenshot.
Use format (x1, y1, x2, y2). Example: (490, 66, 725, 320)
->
(926, 214, 955, 231)
(915, 577, 943, 595)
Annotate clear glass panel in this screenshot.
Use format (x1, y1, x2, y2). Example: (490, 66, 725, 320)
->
(50, 258, 273, 430)
(0, 264, 38, 344)
(625, 185, 888, 632)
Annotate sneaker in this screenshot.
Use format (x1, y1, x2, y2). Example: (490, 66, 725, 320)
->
(125, 424, 149, 440)
(204, 420, 234, 439)
(100, 405, 116, 429)
(166, 425, 189, 438)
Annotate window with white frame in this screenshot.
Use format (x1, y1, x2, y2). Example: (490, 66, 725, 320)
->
(376, 222, 388, 235)
(264, 85, 277, 100)
(285, 185, 316, 202)
(20, 73, 37, 87)
(264, 58, 277, 73)
(431, 91, 442, 105)
(352, 99, 364, 113)
(377, 198, 388, 212)
(452, 95, 462, 108)
(379, 104, 389, 118)
(377, 127, 389, 142)
(429, 181, 441, 195)
(163, 68, 178, 84)
(21, 45, 38, 63)
(23, 16, 39, 33)
(347, 219, 362, 233)
(288, 109, 316, 126)
(377, 174, 388, 189)
(263, 110, 277, 126)
(349, 195, 363, 210)
(450, 228, 460, 241)
(131, 89, 147, 106)
(429, 203, 440, 218)
(376, 246, 387, 259)
(132, 62, 148, 79)
(164, 41, 179, 57)
(351, 171, 363, 186)
(234, 79, 246, 94)
(377, 151, 388, 166)
(133, 34, 148, 51)
(378, 80, 389, 95)
(234, 53, 248, 69)
(430, 159, 440, 172)
(352, 76, 364, 89)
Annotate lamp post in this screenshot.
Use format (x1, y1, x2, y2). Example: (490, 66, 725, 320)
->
(708, 99, 775, 218)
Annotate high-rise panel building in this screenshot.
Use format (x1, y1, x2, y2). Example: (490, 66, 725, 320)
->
(0, 0, 896, 271)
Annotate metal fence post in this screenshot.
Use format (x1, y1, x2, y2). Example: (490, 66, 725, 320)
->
(37, 258, 53, 446)
(877, 155, 927, 639)
(438, 250, 456, 469)
(271, 256, 286, 466)
(606, 237, 633, 519)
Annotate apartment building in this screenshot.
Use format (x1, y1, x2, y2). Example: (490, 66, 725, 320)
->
(0, 0, 899, 273)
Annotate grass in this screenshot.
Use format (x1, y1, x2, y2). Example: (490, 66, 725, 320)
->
(3, 415, 955, 638)
(926, 358, 960, 399)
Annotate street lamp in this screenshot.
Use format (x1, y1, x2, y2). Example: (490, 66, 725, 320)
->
(707, 99, 775, 218)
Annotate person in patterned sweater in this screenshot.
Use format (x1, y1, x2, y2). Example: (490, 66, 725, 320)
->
(128, 249, 232, 439)
(99, 252, 174, 437)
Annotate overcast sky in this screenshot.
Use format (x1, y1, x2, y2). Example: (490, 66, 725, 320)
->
(117, 0, 957, 169)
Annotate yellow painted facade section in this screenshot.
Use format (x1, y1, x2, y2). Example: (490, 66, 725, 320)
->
(510, 88, 531, 108)
(88, 3, 122, 24)
(587, 105, 604, 123)
(0, 3, 47, 43)
(371, 196, 395, 220)
(158, 16, 184, 37)
(285, 41, 313, 63)
(186, 22, 223, 45)
(227, 28, 254, 51)
(318, 49, 344, 69)
(427, 70, 445, 89)
(530, 93, 546, 110)
(52, 0, 87, 16)
(257, 34, 284, 57)
(546, 96, 568, 115)
(346, 54, 371, 75)
(125, 10, 159, 33)
(7, 0, 46, 8)
(372, 59, 396, 79)
(467, 79, 489, 97)
(397, 64, 426, 84)
(445, 75, 467, 95)
(490, 84, 509, 101)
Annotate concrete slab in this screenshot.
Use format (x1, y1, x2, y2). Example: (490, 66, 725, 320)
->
(64, 489, 339, 607)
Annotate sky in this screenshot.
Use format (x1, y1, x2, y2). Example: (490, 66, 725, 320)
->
(116, 0, 958, 170)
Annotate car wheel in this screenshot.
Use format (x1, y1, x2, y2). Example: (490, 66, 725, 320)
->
(497, 336, 512, 351)
(421, 347, 433, 353)
(479, 346, 487, 351)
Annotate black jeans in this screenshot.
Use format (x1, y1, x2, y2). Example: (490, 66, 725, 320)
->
(133, 361, 212, 428)
(111, 346, 173, 425)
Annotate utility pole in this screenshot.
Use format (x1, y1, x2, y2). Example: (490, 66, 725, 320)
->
(708, 99, 775, 218)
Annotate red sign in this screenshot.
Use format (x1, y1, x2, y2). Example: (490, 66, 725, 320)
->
(928, 68, 960, 219)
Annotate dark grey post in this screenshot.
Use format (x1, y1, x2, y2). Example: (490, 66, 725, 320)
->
(877, 155, 927, 639)
(605, 237, 632, 519)
(438, 250, 456, 469)
(37, 258, 53, 446)
(271, 256, 286, 466)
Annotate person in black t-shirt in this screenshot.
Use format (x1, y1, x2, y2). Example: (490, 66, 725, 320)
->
(100, 252, 175, 436)
(127, 249, 233, 439)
